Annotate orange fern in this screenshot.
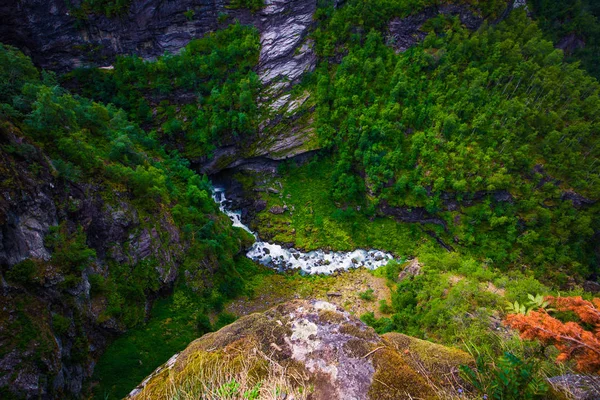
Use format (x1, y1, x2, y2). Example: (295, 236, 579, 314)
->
(505, 296, 600, 373)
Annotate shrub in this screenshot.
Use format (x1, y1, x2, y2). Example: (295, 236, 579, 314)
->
(52, 314, 71, 336)
(378, 299, 393, 314)
(45, 223, 96, 273)
(214, 312, 237, 330)
(460, 352, 549, 399)
(506, 296, 600, 373)
(196, 314, 212, 336)
(5, 259, 38, 285)
(359, 288, 375, 301)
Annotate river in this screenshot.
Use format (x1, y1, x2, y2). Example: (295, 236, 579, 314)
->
(212, 186, 397, 274)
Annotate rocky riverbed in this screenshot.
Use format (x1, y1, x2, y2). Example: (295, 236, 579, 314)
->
(213, 186, 396, 274)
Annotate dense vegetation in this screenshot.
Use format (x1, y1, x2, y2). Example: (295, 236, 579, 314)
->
(0, 37, 259, 398)
(66, 24, 261, 159)
(307, 6, 599, 283)
(530, 0, 600, 79)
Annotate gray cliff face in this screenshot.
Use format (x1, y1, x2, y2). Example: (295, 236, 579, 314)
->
(0, 0, 243, 72)
(0, 0, 317, 77)
(257, 0, 317, 89)
(0, 187, 56, 267)
(0, 0, 321, 176)
(0, 128, 187, 398)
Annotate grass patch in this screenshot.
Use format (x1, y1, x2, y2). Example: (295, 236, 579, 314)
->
(359, 289, 375, 301)
(92, 297, 201, 399)
(251, 158, 430, 255)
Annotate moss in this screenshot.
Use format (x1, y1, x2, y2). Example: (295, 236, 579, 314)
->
(382, 332, 474, 391)
(317, 309, 347, 325)
(179, 312, 291, 364)
(339, 322, 379, 341)
(242, 158, 427, 254)
(342, 339, 371, 358)
(368, 348, 437, 400)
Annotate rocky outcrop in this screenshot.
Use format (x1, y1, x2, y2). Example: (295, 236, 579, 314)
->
(0, 0, 321, 175)
(0, 126, 190, 398)
(548, 374, 600, 400)
(257, 0, 317, 89)
(378, 202, 447, 228)
(398, 258, 422, 281)
(128, 300, 474, 399)
(0, 0, 251, 72)
(387, 4, 483, 52)
(387, 0, 530, 53)
(0, 0, 317, 90)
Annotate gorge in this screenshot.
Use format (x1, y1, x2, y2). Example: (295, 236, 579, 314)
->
(0, 0, 599, 399)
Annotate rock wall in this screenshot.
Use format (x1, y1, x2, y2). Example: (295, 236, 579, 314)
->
(0, 0, 321, 177)
(0, 0, 317, 77)
(0, 0, 243, 72)
(0, 125, 188, 398)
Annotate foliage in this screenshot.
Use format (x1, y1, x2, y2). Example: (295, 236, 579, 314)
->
(0, 43, 38, 105)
(71, 0, 132, 18)
(505, 293, 554, 315)
(5, 259, 38, 285)
(52, 314, 71, 336)
(529, 0, 600, 79)
(92, 297, 204, 399)
(45, 223, 96, 274)
(66, 24, 261, 159)
(227, 0, 264, 13)
(0, 40, 260, 398)
(214, 312, 238, 330)
(309, 5, 600, 281)
(460, 352, 549, 399)
(250, 158, 426, 253)
(359, 288, 375, 301)
(183, 9, 195, 21)
(506, 295, 600, 373)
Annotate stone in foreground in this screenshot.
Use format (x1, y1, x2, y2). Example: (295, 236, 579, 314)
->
(128, 300, 473, 399)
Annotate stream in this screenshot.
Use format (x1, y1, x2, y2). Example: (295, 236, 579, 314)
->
(213, 186, 396, 274)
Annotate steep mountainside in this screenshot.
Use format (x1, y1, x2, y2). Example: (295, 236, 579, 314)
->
(0, 43, 254, 398)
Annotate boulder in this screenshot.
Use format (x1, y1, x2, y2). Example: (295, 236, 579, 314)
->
(269, 205, 286, 215)
(128, 300, 473, 399)
(398, 258, 422, 281)
(548, 374, 600, 400)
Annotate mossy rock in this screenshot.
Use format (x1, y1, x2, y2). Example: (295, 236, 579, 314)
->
(369, 347, 437, 400)
(383, 332, 474, 392)
(129, 300, 477, 399)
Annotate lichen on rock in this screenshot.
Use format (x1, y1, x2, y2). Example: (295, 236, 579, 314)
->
(128, 300, 473, 399)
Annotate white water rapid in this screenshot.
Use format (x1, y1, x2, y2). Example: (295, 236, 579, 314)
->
(213, 186, 397, 274)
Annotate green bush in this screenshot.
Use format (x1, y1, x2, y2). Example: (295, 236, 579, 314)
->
(5, 259, 38, 285)
(196, 314, 212, 336)
(227, 0, 264, 12)
(52, 314, 71, 336)
(45, 224, 96, 274)
(460, 352, 549, 399)
(214, 312, 237, 330)
(359, 288, 375, 301)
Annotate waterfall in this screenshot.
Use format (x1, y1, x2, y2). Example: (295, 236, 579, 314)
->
(213, 186, 396, 274)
